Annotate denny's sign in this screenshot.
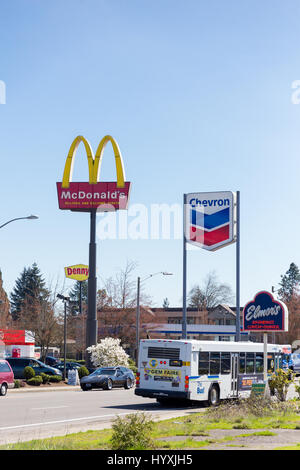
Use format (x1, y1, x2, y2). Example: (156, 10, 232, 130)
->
(56, 135, 131, 211)
(65, 264, 89, 281)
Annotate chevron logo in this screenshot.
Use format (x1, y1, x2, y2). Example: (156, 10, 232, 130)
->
(185, 191, 236, 251)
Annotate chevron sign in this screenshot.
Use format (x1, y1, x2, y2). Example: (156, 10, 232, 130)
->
(185, 191, 236, 251)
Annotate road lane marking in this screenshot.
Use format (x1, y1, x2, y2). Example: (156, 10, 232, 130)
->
(0, 410, 162, 431)
(31, 406, 69, 410)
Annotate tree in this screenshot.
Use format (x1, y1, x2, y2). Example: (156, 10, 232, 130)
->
(102, 260, 138, 309)
(276, 293, 300, 346)
(188, 271, 234, 310)
(69, 280, 88, 315)
(86, 337, 129, 367)
(163, 298, 170, 309)
(10, 266, 64, 362)
(10, 263, 49, 321)
(0, 270, 11, 328)
(278, 263, 300, 302)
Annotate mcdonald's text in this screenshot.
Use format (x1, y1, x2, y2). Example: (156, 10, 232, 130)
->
(56, 181, 131, 211)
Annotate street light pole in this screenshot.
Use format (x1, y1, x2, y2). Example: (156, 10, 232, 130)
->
(136, 276, 140, 363)
(57, 294, 70, 381)
(135, 271, 173, 364)
(0, 215, 39, 230)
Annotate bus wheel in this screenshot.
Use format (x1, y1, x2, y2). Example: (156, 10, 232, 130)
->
(156, 398, 169, 406)
(208, 385, 220, 407)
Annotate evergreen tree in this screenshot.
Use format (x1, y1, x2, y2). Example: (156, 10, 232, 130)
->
(162, 297, 170, 309)
(278, 262, 300, 301)
(68, 280, 88, 314)
(10, 263, 49, 321)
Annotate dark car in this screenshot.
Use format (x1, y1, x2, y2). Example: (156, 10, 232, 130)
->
(56, 362, 82, 374)
(80, 366, 135, 391)
(45, 356, 60, 367)
(6, 357, 62, 379)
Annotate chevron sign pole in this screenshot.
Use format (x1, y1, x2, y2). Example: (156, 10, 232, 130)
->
(182, 191, 240, 340)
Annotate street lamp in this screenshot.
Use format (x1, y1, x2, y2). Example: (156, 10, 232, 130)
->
(136, 271, 173, 363)
(0, 215, 39, 229)
(57, 293, 70, 380)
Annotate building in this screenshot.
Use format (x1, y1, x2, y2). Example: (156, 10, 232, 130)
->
(0, 329, 35, 358)
(74, 304, 252, 360)
(145, 305, 249, 341)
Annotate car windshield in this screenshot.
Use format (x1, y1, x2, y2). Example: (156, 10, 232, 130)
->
(36, 360, 46, 366)
(90, 368, 116, 376)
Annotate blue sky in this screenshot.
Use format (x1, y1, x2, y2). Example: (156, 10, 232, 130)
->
(0, 0, 300, 308)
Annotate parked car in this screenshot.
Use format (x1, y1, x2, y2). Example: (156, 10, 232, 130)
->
(56, 362, 82, 374)
(0, 359, 14, 396)
(45, 356, 60, 367)
(6, 357, 62, 379)
(80, 366, 135, 391)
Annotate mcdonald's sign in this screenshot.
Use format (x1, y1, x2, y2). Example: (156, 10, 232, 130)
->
(56, 135, 131, 211)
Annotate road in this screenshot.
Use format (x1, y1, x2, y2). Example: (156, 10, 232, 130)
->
(0, 387, 205, 445)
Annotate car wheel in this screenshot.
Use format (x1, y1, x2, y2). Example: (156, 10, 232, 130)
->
(105, 378, 113, 390)
(124, 378, 133, 389)
(0, 383, 7, 396)
(81, 384, 90, 391)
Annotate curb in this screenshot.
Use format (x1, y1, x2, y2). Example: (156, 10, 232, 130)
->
(10, 385, 81, 393)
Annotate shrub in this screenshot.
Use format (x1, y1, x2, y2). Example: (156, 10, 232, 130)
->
(128, 358, 137, 375)
(49, 375, 62, 383)
(110, 412, 155, 450)
(78, 366, 90, 379)
(24, 366, 35, 380)
(27, 376, 43, 386)
(14, 380, 21, 388)
(268, 369, 295, 401)
(41, 373, 50, 384)
(294, 383, 300, 400)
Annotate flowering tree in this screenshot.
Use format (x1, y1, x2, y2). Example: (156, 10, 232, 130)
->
(86, 337, 129, 367)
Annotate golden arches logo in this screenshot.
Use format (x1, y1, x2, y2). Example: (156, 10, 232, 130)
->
(62, 135, 126, 188)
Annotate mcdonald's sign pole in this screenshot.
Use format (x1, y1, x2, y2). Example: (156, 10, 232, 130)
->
(57, 135, 131, 368)
(86, 209, 97, 358)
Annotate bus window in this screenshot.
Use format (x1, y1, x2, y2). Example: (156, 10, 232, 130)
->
(239, 353, 246, 373)
(198, 352, 209, 375)
(210, 352, 220, 375)
(246, 353, 255, 373)
(267, 353, 275, 372)
(221, 352, 231, 374)
(255, 353, 264, 373)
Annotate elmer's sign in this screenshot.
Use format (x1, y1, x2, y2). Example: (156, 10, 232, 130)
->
(243, 291, 288, 332)
(65, 264, 89, 281)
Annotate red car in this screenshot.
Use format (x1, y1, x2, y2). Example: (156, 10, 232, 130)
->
(0, 359, 14, 396)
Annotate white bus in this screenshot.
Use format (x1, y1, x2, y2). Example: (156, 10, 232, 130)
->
(135, 339, 291, 406)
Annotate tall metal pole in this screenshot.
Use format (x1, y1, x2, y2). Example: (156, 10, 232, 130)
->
(136, 276, 141, 364)
(63, 300, 67, 380)
(235, 191, 241, 342)
(86, 209, 98, 368)
(182, 194, 187, 339)
(79, 281, 82, 317)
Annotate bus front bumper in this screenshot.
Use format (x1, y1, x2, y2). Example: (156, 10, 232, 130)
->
(135, 388, 190, 400)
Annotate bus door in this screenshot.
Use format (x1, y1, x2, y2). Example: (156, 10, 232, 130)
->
(231, 353, 239, 397)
